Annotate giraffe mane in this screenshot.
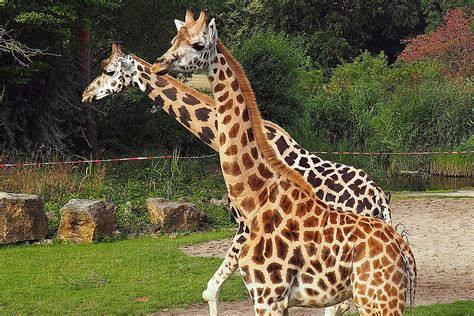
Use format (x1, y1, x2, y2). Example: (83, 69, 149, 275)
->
(130, 54, 215, 105)
(216, 39, 316, 198)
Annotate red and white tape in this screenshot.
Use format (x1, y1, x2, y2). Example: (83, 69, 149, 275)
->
(0, 153, 218, 168)
(0, 151, 471, 168)
(310, 150, 473, 155)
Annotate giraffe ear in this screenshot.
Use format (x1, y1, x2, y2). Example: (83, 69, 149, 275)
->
(174, 19, 185, 31)
(119, 56, 133, 70)
(208, 18, 218, 44)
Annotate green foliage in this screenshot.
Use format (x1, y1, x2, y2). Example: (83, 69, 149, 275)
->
(206, 0, 426, 67)
(295, 52, 473, 177)
(384, 81, 471, 150)
(430, 136, 474, 177)
(421, 0, 473, 31)
(234, 31, 321, 130)
(1, 0, 472, 180)
(0, 0, 122, 155)
(307, 52, 472, 155)
(94, 89, 207, 154)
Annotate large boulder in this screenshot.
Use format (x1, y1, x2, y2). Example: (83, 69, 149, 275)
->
(0, 192, 48, 244)
(57, 199, 117, 243)
(146, 198, 208, 232)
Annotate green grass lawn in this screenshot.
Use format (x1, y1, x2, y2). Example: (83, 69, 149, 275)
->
(408, 301, 474, 315)
(0, 230, 247, 314)
(0, 231, 472, 314)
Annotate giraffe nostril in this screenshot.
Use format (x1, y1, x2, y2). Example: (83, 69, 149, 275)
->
(156, 57, 165, 64)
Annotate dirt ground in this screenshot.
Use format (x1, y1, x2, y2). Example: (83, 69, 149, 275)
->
(155, 198, 474, 315)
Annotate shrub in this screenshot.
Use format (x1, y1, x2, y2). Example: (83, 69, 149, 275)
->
(234, 31, 322, 131)
(307, 52, 473, 156)
(309, 52, 389, 150)
(94, 89, 210, 155)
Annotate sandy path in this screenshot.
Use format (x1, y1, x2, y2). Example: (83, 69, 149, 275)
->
(155, 198, 474, 315)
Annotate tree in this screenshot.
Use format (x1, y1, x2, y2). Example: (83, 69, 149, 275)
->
(203, 0, 426, 68)
(421, 0, 473, 31)
(0, 0, 122, 155)
(399, 7, 474, 78)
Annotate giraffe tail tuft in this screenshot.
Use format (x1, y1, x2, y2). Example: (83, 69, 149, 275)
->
(399, 237, 416, 316)
(386, 192, 392, 203)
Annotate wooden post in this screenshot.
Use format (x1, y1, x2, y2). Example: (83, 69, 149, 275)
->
(166, 156, 172, 200)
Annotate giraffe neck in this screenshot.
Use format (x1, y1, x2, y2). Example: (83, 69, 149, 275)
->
(128, 55, 219, 151)
(205, 40, 315, 218)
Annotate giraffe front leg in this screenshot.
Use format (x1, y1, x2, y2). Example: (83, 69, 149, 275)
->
(202, 215, 249, 316)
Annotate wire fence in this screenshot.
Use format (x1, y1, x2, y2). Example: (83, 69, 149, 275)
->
(1, 150, 472, 198)
(1, 151, 471, 168)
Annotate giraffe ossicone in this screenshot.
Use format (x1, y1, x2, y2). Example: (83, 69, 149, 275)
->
(151, 9, 416, 316)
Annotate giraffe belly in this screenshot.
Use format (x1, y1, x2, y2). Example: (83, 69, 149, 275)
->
(287, 277, 352, 308)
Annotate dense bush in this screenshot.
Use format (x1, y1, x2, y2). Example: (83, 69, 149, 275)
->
(0, 1, 122, 156)
(94, 89, 210, 155)
(234, 32, 322, 132)
(306, 52, 472, 152)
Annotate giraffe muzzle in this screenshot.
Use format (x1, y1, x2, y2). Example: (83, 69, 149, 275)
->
(150, 62, 169, 75)
(81, 93, 94, 103)
(150, 55, 175, 75)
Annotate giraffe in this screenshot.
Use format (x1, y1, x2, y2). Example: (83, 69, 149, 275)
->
(82, 43, 392, 227)
(150, 10, 416, 315)
(83, 41, 394, 315)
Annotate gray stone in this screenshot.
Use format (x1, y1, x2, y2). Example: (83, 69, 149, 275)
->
(0, 192, 48, 244)
(210, 193, 230, 208)
(146, 198, 208, 232)
(57, 199, 117, 243)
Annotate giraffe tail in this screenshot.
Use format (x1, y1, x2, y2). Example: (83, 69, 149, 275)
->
(398, 236, 417, 316)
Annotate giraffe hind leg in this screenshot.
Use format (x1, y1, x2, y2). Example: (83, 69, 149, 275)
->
(324, 300, 351, 316)
(352, 269, 406, 316)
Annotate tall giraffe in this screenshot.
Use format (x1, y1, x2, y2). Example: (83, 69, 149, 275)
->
(151, 10, 416, 316)
(84, 42, 394, 315)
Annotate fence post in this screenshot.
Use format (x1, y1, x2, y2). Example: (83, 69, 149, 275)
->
(166, 156, 172, 200)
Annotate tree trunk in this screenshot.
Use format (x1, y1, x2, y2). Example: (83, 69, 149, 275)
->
(75, 20, 98, 156)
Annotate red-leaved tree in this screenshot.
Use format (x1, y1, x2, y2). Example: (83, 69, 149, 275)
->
(399, 7, 473, 78)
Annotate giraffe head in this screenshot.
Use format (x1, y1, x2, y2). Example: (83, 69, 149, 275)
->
(150, 9, 217, 75)
(82, 41, 135, 103)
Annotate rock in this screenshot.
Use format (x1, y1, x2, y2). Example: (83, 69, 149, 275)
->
(146, 198, 208, 232)
(0, 192, 48, 244)
(57, 199, 117, 243)
(210, 193, 230, 208)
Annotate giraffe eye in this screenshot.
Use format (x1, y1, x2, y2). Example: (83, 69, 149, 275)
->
(105, 70, 115, 76)
(192, 43, 205, 51)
